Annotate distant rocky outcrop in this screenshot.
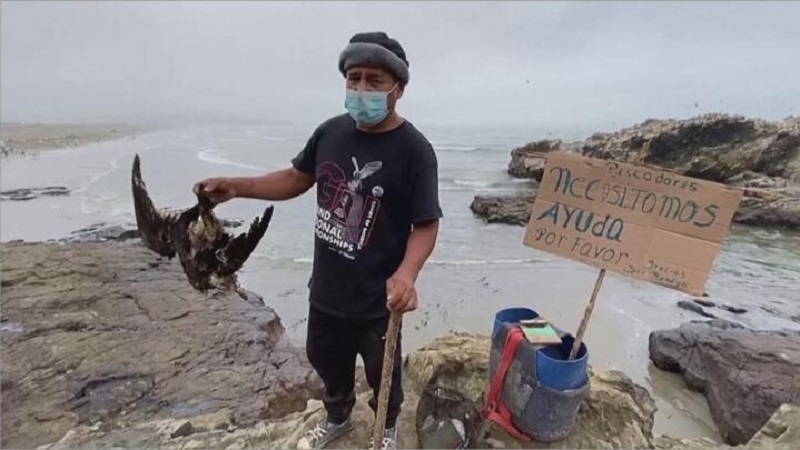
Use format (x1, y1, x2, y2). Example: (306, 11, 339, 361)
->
(580, 114, 800, 182)
(0, 241, 320, 449)
(472, 114, 800, 230)
(648, 319, 800, 446)
(507, 140, 582, 180)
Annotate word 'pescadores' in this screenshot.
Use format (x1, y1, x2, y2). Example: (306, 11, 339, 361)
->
(523, 152, 742, 296)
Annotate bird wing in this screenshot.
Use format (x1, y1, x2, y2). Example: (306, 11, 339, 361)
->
(217, 205, 275, 276)
(131, 154, 176, 258)
(358, 161, 383, 179)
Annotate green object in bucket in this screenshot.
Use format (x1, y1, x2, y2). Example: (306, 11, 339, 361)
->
(519, 318, 562, 345)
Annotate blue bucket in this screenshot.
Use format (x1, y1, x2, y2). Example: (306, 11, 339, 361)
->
(493, 307, 539, 338)
(536, 334, 589, 390)
(492, 307, 589, 391)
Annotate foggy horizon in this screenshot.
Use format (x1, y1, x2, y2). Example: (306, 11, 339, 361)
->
(2, 1, 799, 134)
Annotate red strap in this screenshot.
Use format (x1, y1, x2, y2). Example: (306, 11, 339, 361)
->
(484, 327, 532, 441)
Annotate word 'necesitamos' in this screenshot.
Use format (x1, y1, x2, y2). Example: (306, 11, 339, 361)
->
(549, 166, 719, 228)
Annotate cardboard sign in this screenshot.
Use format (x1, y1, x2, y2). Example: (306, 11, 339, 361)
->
(523, 152, 743, 296)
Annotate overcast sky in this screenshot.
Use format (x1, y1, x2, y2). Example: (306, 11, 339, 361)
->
(2, 1, 799, 132)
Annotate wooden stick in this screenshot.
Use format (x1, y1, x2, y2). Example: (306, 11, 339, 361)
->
(372, 311, 402, 448)
(569, 269, 606, 360)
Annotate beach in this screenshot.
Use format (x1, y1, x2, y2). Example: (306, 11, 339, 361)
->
(0, 122, 151, 158)
(2, 120, 799, 447)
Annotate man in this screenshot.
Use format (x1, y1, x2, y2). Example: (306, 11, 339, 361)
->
(193, 31, 442, 449)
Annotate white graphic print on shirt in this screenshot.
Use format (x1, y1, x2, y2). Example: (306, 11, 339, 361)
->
(315, 156, 383, 260)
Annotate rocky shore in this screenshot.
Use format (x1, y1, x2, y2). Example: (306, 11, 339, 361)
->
(649, 320, 800, 446)
(471, 114, 800, 230)
(1, 241, 320, 449)
(2, 239, 798, 449)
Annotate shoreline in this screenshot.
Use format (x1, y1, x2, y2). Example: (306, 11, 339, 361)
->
(0, 122, 157, 158)
(1, 114, 798, 448)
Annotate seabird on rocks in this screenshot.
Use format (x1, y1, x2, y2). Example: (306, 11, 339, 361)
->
(131, 153, 274, 291)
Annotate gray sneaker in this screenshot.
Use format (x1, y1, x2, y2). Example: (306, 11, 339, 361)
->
(296, 417, 354, 449)
(368, 425, 397, 450)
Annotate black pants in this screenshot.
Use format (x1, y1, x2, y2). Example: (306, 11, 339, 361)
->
(306, 304, 404, 428)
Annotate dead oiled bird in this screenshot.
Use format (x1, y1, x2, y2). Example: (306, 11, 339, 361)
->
(131, 153, 274, 291)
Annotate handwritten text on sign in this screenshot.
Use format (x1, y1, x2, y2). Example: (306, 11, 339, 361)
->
(523, 152, 743, 296)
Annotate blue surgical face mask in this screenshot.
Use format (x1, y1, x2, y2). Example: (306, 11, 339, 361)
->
(345, 84, 398, 126)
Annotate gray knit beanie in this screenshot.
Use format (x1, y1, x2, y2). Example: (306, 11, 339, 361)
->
(338, 32, 410, 85)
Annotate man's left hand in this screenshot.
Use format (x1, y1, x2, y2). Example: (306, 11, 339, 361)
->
(386, 270, 418, 313)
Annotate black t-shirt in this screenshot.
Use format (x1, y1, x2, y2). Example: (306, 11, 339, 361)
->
(291, 114, 443, 319)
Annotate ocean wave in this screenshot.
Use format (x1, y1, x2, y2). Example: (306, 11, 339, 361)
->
(429, 140, 503, 152)
(440, 176, 507, 187)
(435, 145, 500, 154)
(438, 176, 529, 193)
(73, 158, 119, 194)
(434, 144, 478, 152)
(196, 149, 266, 171)
(453, 179, 492, 188)
(261, 136, 288, 142)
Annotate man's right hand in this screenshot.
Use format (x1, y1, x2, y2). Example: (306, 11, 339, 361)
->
(193, 177, 237, 205)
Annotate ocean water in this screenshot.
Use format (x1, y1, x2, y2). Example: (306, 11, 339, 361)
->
(2, 122, 799, 440)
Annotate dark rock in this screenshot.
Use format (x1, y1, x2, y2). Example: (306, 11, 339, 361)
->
(170, 421, 195, 439)
(720, 305, 748, 314)
(0, 241, 320, 449)
(733, 188, 800, 230)
(580, 115, 800, 182)
(648, 319, 800, 445)
(469, 193, 536, 226)
(677, 300, 716, 318)
(472, 114, 800, 230)
(64, 218, 247, 244)
(507, 139, 581, 179)
(66, 224, 141, 242)
(690, 299, 747, 315)
(0, 186, 70, 201)
(692, 299, 716, 308)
